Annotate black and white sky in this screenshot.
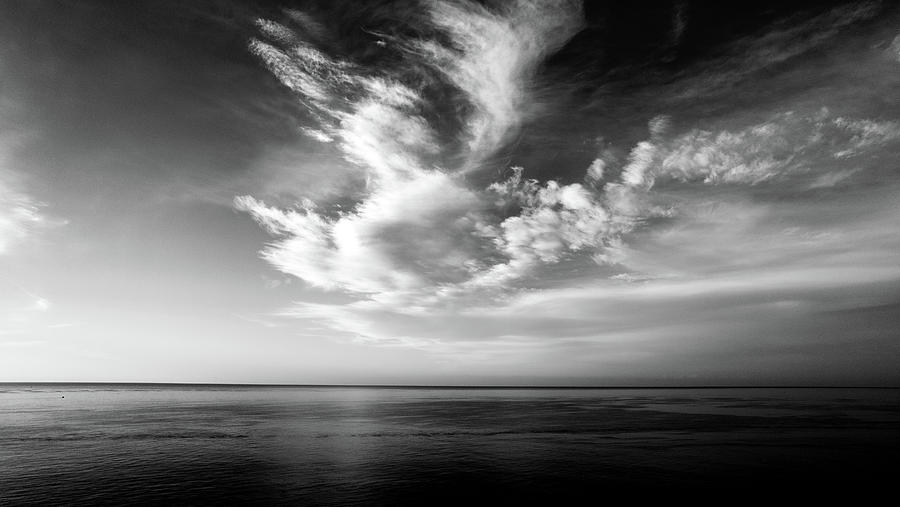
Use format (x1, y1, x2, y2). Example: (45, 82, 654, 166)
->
(2, 0, 899, 384)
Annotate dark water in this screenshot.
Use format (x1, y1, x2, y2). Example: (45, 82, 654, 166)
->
(1, 385, 899, 505)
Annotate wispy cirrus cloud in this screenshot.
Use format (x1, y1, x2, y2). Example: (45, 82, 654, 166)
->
(0, 185, 43, 256)
(0, 285, 53, 338)
(237, 0, 585, 301)
(470, 108, 900, 288)
(418, 0, 583, 168)
(238, 0, 900, 358)
(0, 129, 46, 256)
(615, 110, 900, 189)
(667, 1, 881, 100)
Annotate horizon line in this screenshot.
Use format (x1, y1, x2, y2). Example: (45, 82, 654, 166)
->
(2, 382, 899, 389)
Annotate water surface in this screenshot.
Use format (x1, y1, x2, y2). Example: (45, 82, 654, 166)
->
(1, 385, 898, 504)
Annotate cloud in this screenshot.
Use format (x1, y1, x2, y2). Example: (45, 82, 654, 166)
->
(617, 110, 900, 188)
(417, 0, 583, 168)
(0, 184, 43, 255)
(669, 2, 880, 99)
(0, 130, 45, 256)
(275, 253, 900, 376)
(269, 105, 900, 347)
(248, 20, 440, 180)
(245, 0, 583, 176)
(469, 108, 900, 287)
(0, 123, 56, 336)
(463, 168, 617, 288)
(890, 34, 900, 63)
(239, 1, 900, 355)
(238, 0, 584, 299)
(236, 170, 483, 295)
(0, 287, 53, 337)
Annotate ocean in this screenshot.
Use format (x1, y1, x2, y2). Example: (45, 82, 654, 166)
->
(1, 385, 898, 505)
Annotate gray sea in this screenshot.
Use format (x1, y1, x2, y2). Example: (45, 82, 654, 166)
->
(1, 385, 898, 505)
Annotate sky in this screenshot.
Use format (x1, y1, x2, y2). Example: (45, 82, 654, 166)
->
(1, 0, 899, 385)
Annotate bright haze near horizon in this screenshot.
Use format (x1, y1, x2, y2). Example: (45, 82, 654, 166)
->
(1, 0, 899, 385)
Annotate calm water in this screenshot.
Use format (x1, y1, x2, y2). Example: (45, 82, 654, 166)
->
(1, 385, 899, 505)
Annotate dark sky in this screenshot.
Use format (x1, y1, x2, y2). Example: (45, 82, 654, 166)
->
(1, 0, 899, 385)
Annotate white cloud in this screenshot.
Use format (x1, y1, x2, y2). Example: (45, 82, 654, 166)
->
(461, 108, 900, 288)
(888, 34, 900, 63)
(245, 102, 900, 331)
(237, 170, 483, 295)
(0, 130, 45, 256)
(672, 2, 880, 99)
(0, 185, 43, 255)
(239, 2, 900, 351)
(288, 107, 899, 346)
(32, 296, 50, 312)
(417, 0, 583, 168)
(586, 158, 605, 181)
(466, 168, 615, 287)
(239, 0, 584, 299)
(808, 168, 861, 189)
(618, 110, 900, 189)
